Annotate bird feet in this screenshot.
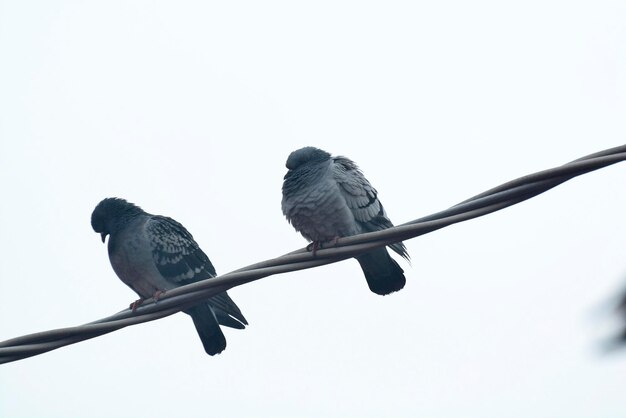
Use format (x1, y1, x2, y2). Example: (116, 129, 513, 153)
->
(153, 290, 165, 302)
(306, 237, 341, 256)
(306, 241, 321, 255)
(328, 236, 340, 247)
(129, 298, 145, 312)
(129, 291, 165, 312)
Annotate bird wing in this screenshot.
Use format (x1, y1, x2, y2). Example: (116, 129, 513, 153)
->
(332, 156, 409, 260)
(146, 215, 216, 284)
(146, 215, 247, 327)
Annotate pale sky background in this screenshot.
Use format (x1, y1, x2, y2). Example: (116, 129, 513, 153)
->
(1, 1, 626, 417)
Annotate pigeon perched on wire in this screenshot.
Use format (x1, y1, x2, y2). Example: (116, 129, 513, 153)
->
(91, 198, 247, 356)
(281, 147, 410, 295)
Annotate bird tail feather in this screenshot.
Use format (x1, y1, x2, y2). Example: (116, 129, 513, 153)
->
(209, 292, 248, 329)
(184, 304, 227, 356)
(356, 248, 406, 295)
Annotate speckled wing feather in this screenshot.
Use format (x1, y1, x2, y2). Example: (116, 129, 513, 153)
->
(332, 157, 409, 260)
(147, 215, 216, 283)
(146, 215, 248, 327)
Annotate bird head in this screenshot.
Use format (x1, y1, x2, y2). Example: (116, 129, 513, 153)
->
(285, 147, 331, 170)
(91, 197, 142, 243)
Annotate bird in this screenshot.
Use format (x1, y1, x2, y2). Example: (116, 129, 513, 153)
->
(91, 197, 247, 355)
(281, 146, 410, 295)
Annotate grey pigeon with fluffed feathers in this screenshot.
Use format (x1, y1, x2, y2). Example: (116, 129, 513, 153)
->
(281, 147, 410, 295)
(91, 198, 247, 355)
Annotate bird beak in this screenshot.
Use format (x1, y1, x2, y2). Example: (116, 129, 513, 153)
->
(100, 232, 107, 243)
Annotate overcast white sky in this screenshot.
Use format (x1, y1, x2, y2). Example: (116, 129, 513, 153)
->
(1, 1, 626, 417)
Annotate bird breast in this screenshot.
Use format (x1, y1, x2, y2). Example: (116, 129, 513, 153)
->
(108, 226, 173, 298)
(283, 167, 358, 242)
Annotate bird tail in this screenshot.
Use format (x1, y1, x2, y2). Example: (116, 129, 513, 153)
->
(209, 291, 248, 329)
(184, 304, 227, 356)
(356, 247, 406, 295)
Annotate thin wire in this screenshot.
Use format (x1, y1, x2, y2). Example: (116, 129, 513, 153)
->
(1, 145, 625, 364)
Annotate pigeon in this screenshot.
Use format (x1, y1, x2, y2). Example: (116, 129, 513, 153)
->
(281, 147, 410, 295)
(91, 197, 247, 355)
